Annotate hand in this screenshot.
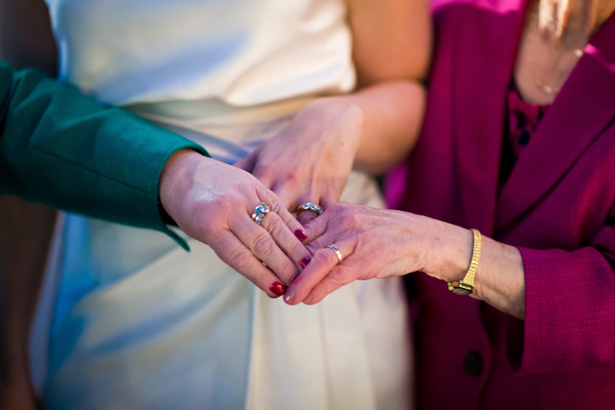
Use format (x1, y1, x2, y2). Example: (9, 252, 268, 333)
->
(283, 202, 472, 305)
(159, 150, 312, 298)
(234, 99, 364, 224)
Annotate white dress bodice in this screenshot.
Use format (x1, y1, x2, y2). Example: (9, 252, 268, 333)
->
(45, 0, 355, 106)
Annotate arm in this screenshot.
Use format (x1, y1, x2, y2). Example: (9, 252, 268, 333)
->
(0, 61, 208, 409)
(235, 0, 431, 216)
(347, 0, 431, 173)
(285, 201, 615, 374)
(0, 62, 209, 241)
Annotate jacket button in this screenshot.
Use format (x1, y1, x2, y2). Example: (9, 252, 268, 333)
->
(464, 351, 483, 376)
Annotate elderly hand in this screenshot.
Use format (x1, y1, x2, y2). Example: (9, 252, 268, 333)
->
(234, 99, 363, 225)
(159, 150, 312, 298)
(282, 202, 473, 305)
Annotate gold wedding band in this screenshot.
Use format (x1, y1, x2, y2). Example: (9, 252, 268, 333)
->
(326, 244, 343, 264)
(296, 202, 323, 216)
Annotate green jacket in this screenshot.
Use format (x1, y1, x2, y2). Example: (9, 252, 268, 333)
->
(0, 61, 209, 248)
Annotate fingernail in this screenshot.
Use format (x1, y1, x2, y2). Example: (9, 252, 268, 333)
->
(300, 257, 311, 269)
(284, 292, 294, 304)
(269, 282, 287, 298)
(294, 229, 308, 242)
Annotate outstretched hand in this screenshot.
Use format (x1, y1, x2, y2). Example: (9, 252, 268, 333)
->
(159, 150, 312, 298)
(283, 202, 469, 305)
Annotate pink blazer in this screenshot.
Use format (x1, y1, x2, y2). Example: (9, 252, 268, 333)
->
(386, 0, 615, 408)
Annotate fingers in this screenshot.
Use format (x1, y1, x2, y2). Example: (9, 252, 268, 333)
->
(267, 199, 311, 245)
(209, 230, 290, 299)
(303, 264, 356, 305)
(296, 206, 320, 226)
(258, 207, 313, 275)
(273, 183, 299, 212)
(301, 211, 331, 246)
(284, 240, 353, 305)
(230, 213, 300, 285)
(294, 198, 325, 226)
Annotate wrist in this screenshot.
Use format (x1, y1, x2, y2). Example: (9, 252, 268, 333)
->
(423, 221, 475, 283)
(159, 149, 205, 221)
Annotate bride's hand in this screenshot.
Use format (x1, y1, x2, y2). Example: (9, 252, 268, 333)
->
(159, 150, 313, 298)
(234, 98, 363, 224)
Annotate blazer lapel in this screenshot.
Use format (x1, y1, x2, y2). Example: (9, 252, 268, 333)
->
(452, 0, 529, 235)
(497, 12, 615, 229)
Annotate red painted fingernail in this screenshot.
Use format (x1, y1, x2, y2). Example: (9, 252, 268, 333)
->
(294, 229, 308, 242)
(269, 282, 287, 298)
(300, 257, 311, 269)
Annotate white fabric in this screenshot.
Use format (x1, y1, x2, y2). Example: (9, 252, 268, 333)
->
(40, 1, 413, 409)
(45, 0, 355, 106)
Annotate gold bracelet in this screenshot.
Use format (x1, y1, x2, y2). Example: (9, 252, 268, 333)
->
(448, 229, 482, 296)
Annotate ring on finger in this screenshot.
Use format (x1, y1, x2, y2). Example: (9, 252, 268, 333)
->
(251, 202, 271, 225)
(326, 244, 343, 264)
(296, 202, 323, 216)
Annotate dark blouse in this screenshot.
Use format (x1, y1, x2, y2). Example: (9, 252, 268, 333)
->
(500, 82, 551, 184)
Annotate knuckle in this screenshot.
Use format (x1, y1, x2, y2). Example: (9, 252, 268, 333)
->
(312, 249, 332, 266)
(251, 232, 274, 256)
(277, 260, 297, 281)
(328, 267, 349, 285)
(224, 245, 249, 266)
(264, 215, 286, 238)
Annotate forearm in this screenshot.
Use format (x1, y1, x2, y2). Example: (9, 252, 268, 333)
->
(470, 236, 525, 319)
(350, 81, 426, 174)
(428, 222, 526, 319)
(340, 0, 431, 174)
(0, 63, 208, 235)
(310, 81, 426, 175)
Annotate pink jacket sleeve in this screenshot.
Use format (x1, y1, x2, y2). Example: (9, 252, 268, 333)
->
(515, 215, 615, 375)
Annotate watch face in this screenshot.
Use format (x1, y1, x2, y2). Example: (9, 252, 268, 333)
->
(448, 281, 473, 296)
(451, 287, 472, 296)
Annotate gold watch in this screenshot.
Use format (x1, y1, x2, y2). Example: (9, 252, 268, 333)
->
(448, 229, 482, 296)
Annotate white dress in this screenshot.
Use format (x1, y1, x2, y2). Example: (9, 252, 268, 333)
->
(40, 1, 412, 409)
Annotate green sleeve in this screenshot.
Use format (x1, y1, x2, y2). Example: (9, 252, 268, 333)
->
(0, 61, 209, 250)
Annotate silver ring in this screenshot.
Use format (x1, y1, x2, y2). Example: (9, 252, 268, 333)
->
(251, 202, 270, 225)
(326, 244, 343, 264)
(296, 202, 323, 216)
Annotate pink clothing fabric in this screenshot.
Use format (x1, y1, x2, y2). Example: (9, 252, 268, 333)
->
(385, 0, 615, 409)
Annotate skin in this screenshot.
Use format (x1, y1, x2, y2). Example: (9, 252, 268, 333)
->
(159, 151, 311, 295)
(1, 1, 57, 408)
(284, 0, 615, 320)
(0, 0, 430, 407)
(517, 0, 615, 104)
(235, 0, 431, 225)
